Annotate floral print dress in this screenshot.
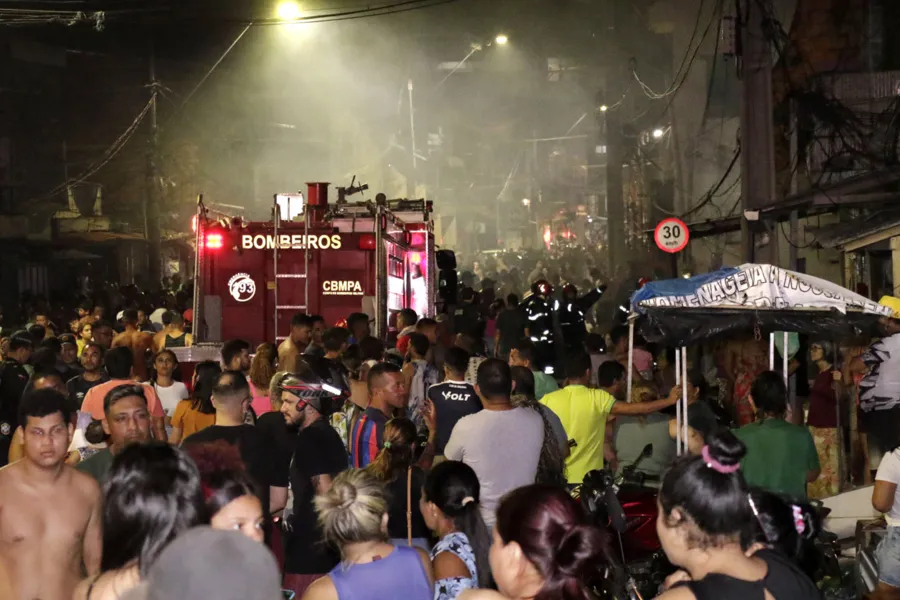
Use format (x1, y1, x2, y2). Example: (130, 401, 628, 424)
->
(431, 531, 478, 600)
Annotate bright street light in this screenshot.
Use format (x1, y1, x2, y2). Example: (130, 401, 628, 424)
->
(276, 1, 302, 21)
(652, 128, 664, 139)
(495, 34, 509, 45)
(599, 105, 608, 112)
(522, 198, 531, 207)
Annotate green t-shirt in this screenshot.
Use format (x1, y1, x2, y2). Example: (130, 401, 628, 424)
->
(733, 419, 819, 500)
(532, 371, 559, 402)
(76, 448, 114, 485)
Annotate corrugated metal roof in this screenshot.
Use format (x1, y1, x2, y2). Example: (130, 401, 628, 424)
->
(812, 209, 900, 248)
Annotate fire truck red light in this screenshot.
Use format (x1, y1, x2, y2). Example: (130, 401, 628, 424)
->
(358, 234, 377, 250)
(205, 233, 224, 249)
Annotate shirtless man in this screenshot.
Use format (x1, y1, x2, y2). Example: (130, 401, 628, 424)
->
(111, 309, 154, 381)
(151, 310, 173, 353)
(278, 313, 313, 373)
(0, 389, 102, 599)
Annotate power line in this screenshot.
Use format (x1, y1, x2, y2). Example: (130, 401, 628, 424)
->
(33, 95, 154, 202)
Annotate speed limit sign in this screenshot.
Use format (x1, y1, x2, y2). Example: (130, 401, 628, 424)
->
(654, 217, 690, 253)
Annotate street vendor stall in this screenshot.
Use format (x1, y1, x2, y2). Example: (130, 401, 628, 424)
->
(628, 264, 891, 473)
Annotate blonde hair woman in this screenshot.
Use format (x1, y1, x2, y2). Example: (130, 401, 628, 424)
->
(302, 469, 433, 600)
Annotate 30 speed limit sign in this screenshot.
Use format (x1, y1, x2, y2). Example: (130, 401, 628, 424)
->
(654, 217, 690, 253)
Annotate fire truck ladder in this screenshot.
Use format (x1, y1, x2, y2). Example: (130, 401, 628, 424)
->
(272, 194, 309, 341)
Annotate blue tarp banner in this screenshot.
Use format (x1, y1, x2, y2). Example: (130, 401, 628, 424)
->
(630, 267, 739, 310)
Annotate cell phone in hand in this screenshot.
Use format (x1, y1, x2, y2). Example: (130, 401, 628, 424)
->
(282, 590, 296, 600)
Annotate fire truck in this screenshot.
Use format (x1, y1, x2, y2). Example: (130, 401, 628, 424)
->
(191, 181, 439, 346)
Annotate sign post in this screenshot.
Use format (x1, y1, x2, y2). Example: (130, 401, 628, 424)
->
(654, 217, 690, 254)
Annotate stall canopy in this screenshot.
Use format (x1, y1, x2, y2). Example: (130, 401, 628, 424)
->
(630, 264, 891, 345)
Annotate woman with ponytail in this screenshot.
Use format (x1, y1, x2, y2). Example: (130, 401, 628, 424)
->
(366, 417, 429, 548)
(461, 484, 609, 600)
(422, 461, 492, 599)
(655, 431, 819, 600)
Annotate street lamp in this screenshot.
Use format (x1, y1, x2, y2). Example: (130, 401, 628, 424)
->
(599, 105, 608, 112)
(652, 128, 664, 139)
(276, 1, 301, 21)
(495, 34, 509, 45)
(522, 198, 531, 207)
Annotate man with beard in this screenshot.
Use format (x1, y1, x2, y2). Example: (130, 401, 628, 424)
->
(76, 384, 153, 484)
(66, 343, 109, 412)
(278, 371, 347, 597)
(0, 389, 101, 599)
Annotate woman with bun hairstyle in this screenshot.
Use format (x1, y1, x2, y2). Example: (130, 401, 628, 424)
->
(302, 469, 433, 600)
(655, 431, 819, 600)
(461, 484, 608, 600)
(422, 461, 492, 599)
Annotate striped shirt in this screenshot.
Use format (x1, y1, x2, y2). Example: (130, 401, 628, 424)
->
(349, 406, 388, 468)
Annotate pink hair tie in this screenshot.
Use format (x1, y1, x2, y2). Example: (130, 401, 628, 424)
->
(701, 445, 741, 474)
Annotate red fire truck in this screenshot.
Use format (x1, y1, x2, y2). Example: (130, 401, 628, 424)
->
(191, 181, 438, 345)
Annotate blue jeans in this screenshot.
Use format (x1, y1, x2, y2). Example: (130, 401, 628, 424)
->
(877, 525, 900, 587)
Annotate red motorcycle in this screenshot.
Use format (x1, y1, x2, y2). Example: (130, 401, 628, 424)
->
(579, 444, 672, 599)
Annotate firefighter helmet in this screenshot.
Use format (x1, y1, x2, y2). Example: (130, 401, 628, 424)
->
(531, 279, 553, 297)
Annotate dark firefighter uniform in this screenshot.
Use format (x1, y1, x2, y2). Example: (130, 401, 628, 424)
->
(556, 284, 607, 353)
(523, 280, 555, 372)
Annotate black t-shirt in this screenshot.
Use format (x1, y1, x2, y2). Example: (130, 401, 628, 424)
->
(427, 380, 482, 454)
(496, 307, 526, 351)
(184, 425, 288, 513)
(67, 373, 110, 415)
(453, 304, 484, 337)
(0, 360, 30, 467)
(256, 411, 294, 476)
(284, 419, 348, 574)
(385, 466, 429, 540)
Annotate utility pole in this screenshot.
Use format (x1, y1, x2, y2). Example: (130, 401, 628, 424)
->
(605, 77, 625, 276)
(146, 36, 162, 288)
(738, 0, 776, 263)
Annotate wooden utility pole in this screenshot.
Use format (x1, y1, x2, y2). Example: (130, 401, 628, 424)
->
(738, 0, 776, 262)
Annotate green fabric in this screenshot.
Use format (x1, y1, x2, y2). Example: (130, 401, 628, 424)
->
(733, 419, 819, 500)
(76, 448, 114, 485)
(532, 370, 559, 401)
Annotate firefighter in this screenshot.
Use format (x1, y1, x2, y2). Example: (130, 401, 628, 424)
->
(522, 279, 555, 373)
(555, 283, 607, 354)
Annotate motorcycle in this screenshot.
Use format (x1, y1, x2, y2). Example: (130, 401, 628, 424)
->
(579, 443, 672, 600)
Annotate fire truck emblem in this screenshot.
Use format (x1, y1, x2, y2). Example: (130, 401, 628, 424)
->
(228, 273, 257, 302)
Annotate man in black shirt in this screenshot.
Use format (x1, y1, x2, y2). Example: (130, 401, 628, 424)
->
(0, 332, 33, 467)
(66, 343, 109, 414)
(495, 293, 526, 359)
(278, 371, 348, 597)
(427, 346, 482, 455)
(183, 370, 288, 515)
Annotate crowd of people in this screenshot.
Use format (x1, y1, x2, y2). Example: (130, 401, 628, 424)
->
(13, 282, 890, 600)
